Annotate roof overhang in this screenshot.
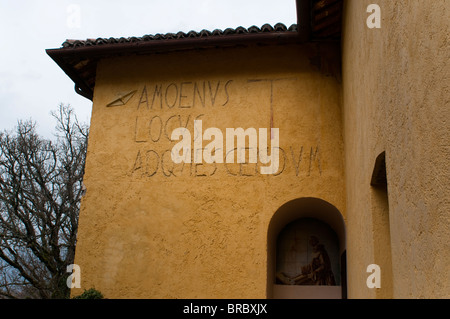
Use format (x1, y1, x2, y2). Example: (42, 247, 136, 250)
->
(46, 0, 343, 101)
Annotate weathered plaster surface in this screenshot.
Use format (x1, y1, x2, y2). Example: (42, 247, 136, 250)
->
(72, 43, 345, 298)
(342, 0, 449, 298)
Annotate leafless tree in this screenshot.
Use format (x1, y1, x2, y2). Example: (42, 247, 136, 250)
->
(0, 104, 88, 298)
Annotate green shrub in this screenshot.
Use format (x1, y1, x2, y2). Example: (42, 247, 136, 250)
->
(72, 288, 104, 299)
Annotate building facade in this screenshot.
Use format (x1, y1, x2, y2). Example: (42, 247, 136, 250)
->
(47, 0, 449, 299)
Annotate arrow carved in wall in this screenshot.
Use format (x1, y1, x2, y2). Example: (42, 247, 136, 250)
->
(107, 90, 137, 107)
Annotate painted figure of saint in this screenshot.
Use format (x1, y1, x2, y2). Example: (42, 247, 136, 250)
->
(276, 236, 336, 286)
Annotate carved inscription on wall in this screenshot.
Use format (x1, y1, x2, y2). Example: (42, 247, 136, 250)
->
(116, 79, 323, 178)
(131, 143, 322, 178)
(135, 80, 233, 110)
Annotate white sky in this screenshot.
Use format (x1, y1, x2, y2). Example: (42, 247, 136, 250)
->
(0, 0, 297, 138)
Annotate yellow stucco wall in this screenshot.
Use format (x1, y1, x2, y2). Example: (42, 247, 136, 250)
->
(71, 43, 345, 298)
(342, 0, 449, 298)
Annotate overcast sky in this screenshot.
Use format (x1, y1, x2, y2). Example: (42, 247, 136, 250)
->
(0, 0, 296, 138)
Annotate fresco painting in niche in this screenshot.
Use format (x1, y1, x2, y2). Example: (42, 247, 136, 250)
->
(276, 218, 340, 286)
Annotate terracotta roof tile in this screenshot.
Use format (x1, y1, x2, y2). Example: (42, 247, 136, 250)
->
(61, 23, 298, 49)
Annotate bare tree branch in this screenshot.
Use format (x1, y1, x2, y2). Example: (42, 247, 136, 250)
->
(0, 104, 88, 299)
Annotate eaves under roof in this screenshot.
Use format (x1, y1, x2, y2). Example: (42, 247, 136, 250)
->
(46, 0, 343, 101)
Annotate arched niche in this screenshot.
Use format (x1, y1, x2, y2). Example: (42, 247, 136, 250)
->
(267, 198, 346, 299)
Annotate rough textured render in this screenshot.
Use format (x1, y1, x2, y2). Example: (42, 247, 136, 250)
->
(342, 0, 449, 298)
(72, 43, 345, 298)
